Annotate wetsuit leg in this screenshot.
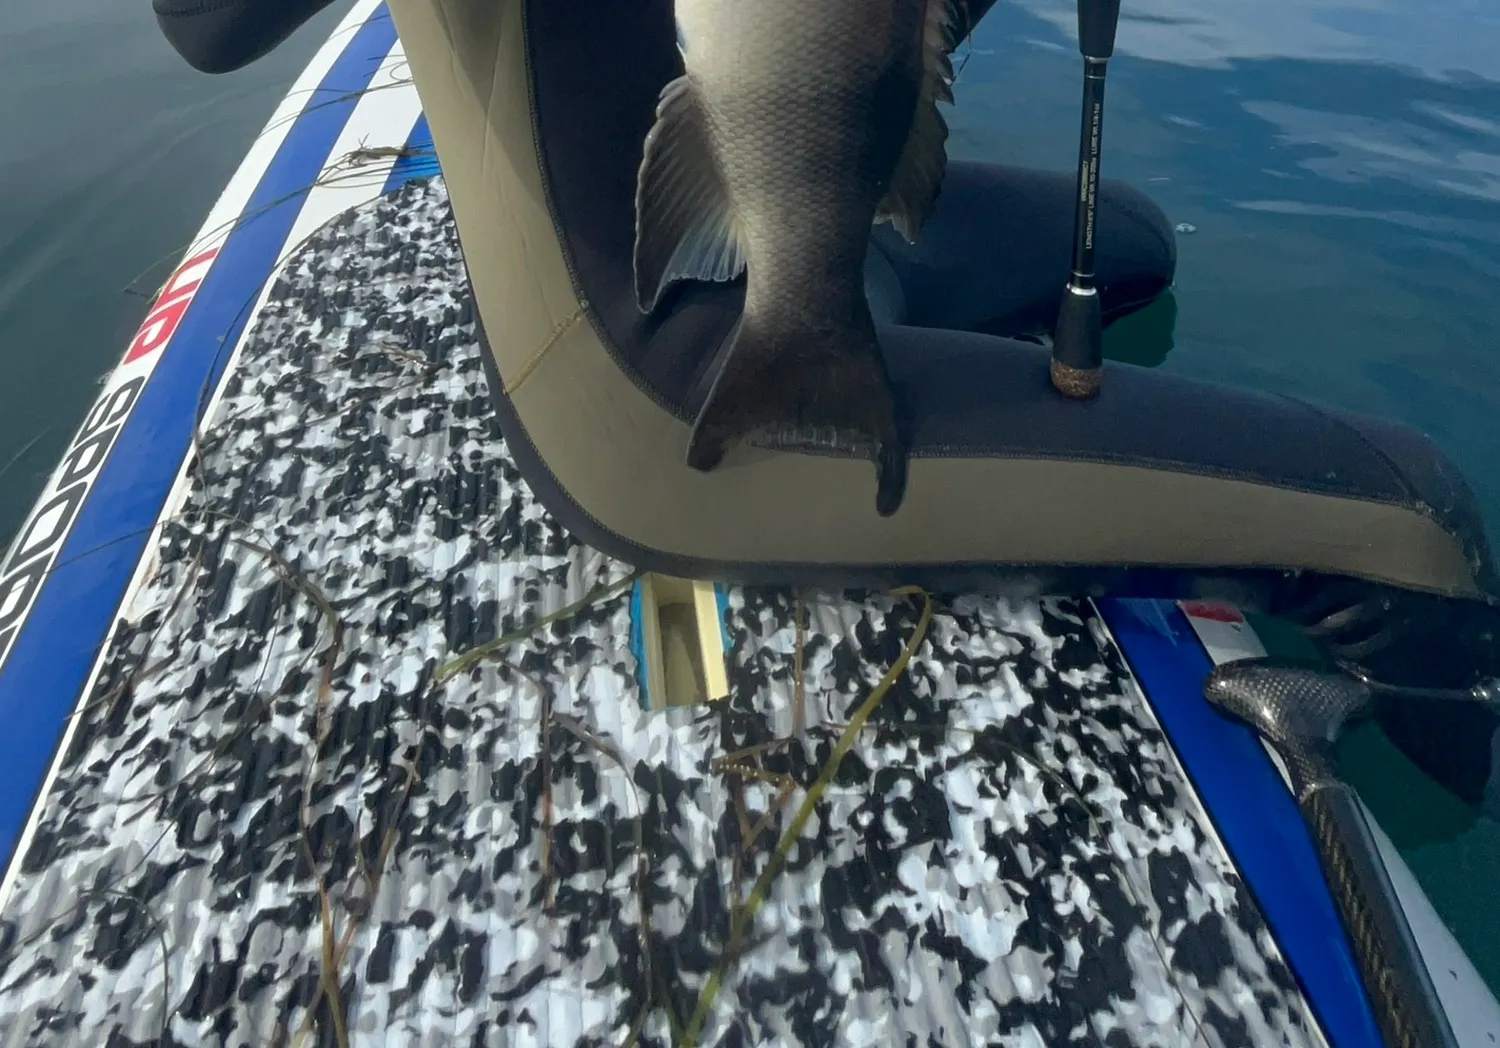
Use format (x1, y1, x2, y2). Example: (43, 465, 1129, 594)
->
(154, 0, 340, 74)
(869, 160, 1177, 338)
(1376, 699, 1500, 822)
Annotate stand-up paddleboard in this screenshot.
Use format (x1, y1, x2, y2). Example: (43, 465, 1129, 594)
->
(0, 2, 1495, 1045)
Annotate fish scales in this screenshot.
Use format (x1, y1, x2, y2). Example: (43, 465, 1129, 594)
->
(635, 0, 961, 516)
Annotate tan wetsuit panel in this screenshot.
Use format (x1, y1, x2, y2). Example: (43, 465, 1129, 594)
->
(386, 0, 1478, 597)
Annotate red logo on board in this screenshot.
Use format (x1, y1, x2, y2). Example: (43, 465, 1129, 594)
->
(122, 247, 219, 364)
(1180, 601, 1244, 624)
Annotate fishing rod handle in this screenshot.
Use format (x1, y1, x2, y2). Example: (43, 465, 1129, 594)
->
(1302, 781, 1460, 1048)
(1051, 291, 1103, 397)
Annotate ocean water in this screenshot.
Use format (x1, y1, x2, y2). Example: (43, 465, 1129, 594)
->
(0, 0, 353, 537)
(0, 0, 1497, 1000)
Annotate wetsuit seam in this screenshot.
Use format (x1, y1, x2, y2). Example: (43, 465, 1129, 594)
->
(1273, 394, 1424, 511)
(901, 442, 1412, 510)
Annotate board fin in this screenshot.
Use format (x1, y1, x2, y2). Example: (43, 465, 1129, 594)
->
(876, 0, 962, 243)
(634, 75, 747, 315)
(686, 320, 908, 517)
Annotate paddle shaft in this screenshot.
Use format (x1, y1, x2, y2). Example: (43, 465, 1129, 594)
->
(1203, 660, 1464, 1048)
(1302, 782, 1461, 1048)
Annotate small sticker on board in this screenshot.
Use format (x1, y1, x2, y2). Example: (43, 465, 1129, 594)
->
(1179, 601, 1268, 666)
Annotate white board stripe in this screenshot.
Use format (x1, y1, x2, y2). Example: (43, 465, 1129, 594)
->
(131, 41, 421, 599)
(283, 42, 424, 248)
(1364, 814, 1500, 1048)
(181, 0, 392, 266)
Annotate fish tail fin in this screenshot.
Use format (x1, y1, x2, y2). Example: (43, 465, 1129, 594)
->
(687, 320, 908, 516)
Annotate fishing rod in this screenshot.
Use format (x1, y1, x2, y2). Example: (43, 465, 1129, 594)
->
(1204, 660, 1466, 1048)
(1051, 0, 1123, 399)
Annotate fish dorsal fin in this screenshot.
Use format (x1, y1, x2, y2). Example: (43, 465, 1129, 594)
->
(876, 0, 962, 243)
(634, 75, 748, 315)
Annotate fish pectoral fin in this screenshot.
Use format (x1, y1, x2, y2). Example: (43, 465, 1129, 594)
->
(875, 0, 962, 244)
(634, 75, 748, 315)
(686, 321, 909, 517)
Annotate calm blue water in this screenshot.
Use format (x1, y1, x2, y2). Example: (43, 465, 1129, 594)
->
(956, 0, 1500, 540)
(0, 0, 1496, 993)
(0, 0, 352, 537)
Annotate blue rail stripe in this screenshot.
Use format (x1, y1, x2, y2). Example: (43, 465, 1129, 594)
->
(630, 581, 650, 709)
(715, 585, 732, 657)
(0, 8, 401, 872)
(382, 113, 440, 195)
(1097, 597, 1383, 1048)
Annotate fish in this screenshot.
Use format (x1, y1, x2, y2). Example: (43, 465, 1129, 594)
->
(633, 0, 964, 517)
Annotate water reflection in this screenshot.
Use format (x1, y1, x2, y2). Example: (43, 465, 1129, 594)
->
(1008, 0, 1500, 81)
(1242, 99, 1500, 202)
(1103, 288, 1177, 369)
(953, 2, 1500, 534)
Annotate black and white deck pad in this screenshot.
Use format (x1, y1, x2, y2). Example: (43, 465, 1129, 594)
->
(0, 178, 1323, 1048)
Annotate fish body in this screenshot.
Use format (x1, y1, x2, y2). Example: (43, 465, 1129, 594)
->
(634, 0, 961, 516)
